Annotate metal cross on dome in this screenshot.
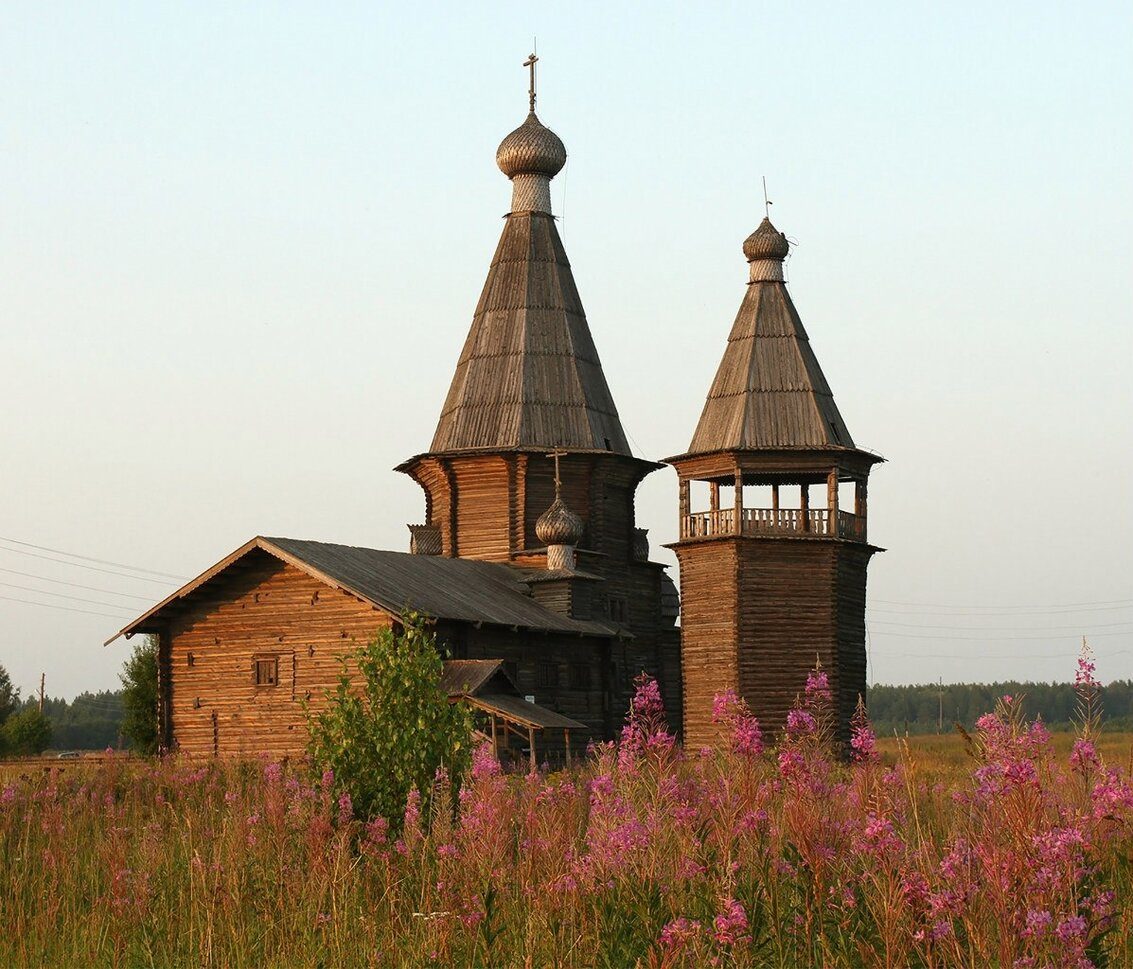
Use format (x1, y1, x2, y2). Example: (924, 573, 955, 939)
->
(546, 447, 568, 496)
(524, 51, 538, 112)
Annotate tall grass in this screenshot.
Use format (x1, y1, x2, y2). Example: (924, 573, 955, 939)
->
(2, 663, 1131, 967)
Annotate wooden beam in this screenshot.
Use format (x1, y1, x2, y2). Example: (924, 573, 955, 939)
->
(527, 726, 536, 773)
(564, 728, 572, 769)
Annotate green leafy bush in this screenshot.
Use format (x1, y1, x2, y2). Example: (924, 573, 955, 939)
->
(119, 635, 159, 754)
(307, 614, 472, 826)
(1, 707, 53, 755)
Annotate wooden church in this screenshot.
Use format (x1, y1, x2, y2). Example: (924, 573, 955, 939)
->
(109, 60, 880, 757)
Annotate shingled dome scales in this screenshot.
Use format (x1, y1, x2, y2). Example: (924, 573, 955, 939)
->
(429, 79, 631, 456)
(687, 217, 854, 454)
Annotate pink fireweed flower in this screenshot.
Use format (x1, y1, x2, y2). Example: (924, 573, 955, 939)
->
(786, 708, 817, 736)
(805, 669, 832, 702)
(336, 791, 353, 825)
(713, 898, 750, 947)
(320, 768, 334, 791)
(658, 917, 701, 953)
(263, 761, 282, 786)
(712, 690, 763, 756)
(858, 814, 903, 858)
(1070, 738, 1100, 772)
(1054, 915, 1087, 941)
(471, 740, 501, 779)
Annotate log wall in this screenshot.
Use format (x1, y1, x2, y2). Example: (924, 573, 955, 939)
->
(166, 551, 389, 758)
(673, 540, 739, 746)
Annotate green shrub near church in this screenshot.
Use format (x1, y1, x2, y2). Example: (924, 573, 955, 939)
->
(306, 613, 472, 826)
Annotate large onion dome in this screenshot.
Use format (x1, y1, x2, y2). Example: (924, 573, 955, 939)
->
(535, 496, 584, 546)
(496, 112, 567, 179)
(743, 217, 790, 262)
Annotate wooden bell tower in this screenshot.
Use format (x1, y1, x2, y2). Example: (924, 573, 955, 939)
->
(666, 216, 883, 747)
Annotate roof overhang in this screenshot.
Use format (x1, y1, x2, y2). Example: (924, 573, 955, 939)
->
(103, 536, 388, 646)
(664, 447, 885, 482)
(395, 447, 663, 476)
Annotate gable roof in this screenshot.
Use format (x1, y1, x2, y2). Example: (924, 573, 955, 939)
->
(105, 536, 620, 645)
(439, 659, 518, 697)
(687, 276, 855, 454)
(429, 212, 631, 455)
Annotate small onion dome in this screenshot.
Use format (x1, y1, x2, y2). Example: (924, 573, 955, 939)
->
(496, 112, 567, 179)
(743, 217, 790, 262)
(535, 496, 584, 546)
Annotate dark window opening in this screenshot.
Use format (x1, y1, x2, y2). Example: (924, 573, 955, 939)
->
(536, 662, 559, 689)
(570, 662, 592, 690)
(254, 656, 279, 687)
(608, 596, 628, 623)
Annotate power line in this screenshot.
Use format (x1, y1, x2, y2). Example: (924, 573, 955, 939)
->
(868, 602, 1133, 618)
(872, 596, 1133, 610)
(868, 618, 1133, 634)
(866, 627, 1132, 642)
(0, 536, 187, 581)
(0, 546, 180, 585)
(0, 566, 153, 600)
(0, 593, 134, 620)
(0, 581, 148, 612)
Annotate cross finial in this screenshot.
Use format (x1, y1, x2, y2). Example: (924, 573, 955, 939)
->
(546, 447, 567, 496)
(762, 176, 772, 218)
(523, 50, 538, 113)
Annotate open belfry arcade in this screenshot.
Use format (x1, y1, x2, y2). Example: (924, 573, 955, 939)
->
(109, 56, 882, 758)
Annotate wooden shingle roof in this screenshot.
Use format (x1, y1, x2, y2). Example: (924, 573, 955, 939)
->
(430, 211, 631, 455)
(106, 536, 621, 644)
(687, 252, 854, 454)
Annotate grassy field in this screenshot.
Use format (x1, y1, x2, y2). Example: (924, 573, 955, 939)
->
(2, 695, 1130, 968)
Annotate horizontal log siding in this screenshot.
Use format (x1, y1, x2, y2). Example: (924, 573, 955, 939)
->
(835, 545, 872, 740)
(452, 455, 512, 562)
(734, 540, 840, 742)
(167, 553, 388, 758)
(675, 540, 739, 747)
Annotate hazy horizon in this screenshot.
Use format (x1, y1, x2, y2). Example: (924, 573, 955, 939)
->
(3, 2, 1131, 701)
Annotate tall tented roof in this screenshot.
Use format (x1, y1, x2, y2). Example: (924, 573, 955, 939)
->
(687, 218, 855, 454)
(429, 105, 631, 456)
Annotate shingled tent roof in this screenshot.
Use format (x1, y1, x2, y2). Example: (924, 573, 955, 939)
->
(429, 103, 631, 456)
(687, 220, 855, 454)
(106, 536, 621, 644)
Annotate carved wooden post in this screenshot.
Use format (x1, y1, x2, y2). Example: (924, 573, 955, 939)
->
(709, 480, 720, 534)
(564, 728, 572, 769)
(734, 469, 743, 536)
(827, 469, 839, 537)
(528, 726, 536, 772)
(800, 482, 810, 532)
(856, 477, 868, 541)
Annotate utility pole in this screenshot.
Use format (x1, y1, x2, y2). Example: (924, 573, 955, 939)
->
(39, 673, 45, 713)
(937, 676, 943, 734)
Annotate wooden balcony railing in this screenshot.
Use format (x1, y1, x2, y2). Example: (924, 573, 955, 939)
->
(680, 507, 867, 542)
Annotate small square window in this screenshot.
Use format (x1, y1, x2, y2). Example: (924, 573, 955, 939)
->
(570, 662, 591, 690)
(254, 656, 279, 687)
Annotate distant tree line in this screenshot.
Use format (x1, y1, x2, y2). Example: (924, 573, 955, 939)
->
(0, 637, 157, 755)
(868, 680, 1133, 734)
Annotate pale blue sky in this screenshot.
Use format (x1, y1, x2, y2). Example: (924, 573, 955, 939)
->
(2, 1, 1131, 700)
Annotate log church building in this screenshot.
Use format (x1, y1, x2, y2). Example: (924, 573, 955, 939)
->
(110, 59, 881, 758)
